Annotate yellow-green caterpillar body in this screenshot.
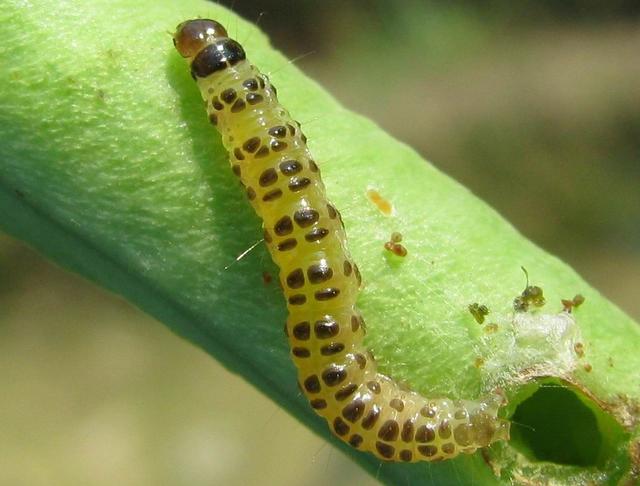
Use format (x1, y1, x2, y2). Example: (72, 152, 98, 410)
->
(173, 19, 509, 462)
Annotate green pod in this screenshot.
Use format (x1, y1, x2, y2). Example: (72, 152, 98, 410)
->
(0, 1, 638, 484)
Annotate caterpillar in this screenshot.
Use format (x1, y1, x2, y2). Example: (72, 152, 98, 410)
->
(173, 19, 510, 462)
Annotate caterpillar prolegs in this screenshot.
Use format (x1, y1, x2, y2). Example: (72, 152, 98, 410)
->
(173, 19, 510, 462)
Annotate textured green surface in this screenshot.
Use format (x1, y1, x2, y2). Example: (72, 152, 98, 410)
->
(1, 1, 638, 484)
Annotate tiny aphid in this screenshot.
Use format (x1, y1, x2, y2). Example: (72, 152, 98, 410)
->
(468, 303, 490, 324)
(561, 294, 585, 313)
(173, 18, 509, 462)
(384, 232, 408, 257)
(513, 267, 545, 312)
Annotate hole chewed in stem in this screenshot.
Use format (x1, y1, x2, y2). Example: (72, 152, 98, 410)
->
(509, 378, 627, 468)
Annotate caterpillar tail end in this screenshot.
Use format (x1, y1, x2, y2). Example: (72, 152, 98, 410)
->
(492, 417, 511, 444)
(469, 393, 511, 447)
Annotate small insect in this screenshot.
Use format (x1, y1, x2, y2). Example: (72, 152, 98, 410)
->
(384, 231, 408, 257)
(173, 18, 509, 462)
(468, 303, 490, 324)
(366, 187, 395, 216)
(513, 267, 545, 312)
(561, 294, 585, 313)
(484, 323, 499, 334)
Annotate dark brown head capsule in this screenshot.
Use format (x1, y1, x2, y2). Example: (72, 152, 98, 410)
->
(190, 39, 246, 78)
(173, 19, 228, 58)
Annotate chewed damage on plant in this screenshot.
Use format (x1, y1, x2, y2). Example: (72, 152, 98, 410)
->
(470, 276, 639, 483)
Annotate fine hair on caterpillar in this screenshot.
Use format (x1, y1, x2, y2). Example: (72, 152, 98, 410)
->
(173, 18, 510, 462)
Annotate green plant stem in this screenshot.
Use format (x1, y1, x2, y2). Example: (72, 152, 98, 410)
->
(1, 1, 638, 484)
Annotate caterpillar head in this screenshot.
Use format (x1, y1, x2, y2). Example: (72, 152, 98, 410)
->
(173, 19, 246, 79)
(173, 19, 228, 58)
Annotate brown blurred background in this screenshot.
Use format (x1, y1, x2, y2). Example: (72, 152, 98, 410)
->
(1, 1, 638, 484)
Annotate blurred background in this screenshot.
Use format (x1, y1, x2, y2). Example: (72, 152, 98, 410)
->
(1, 1, 638, 484)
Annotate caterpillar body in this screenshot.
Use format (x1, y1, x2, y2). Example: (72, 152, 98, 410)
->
(173, 19, 509, 462)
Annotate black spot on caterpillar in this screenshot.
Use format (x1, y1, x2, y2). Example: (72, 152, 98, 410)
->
(173, 18, 510, 462)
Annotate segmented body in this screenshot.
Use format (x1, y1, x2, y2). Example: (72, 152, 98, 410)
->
(173, 19, 509, 462)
